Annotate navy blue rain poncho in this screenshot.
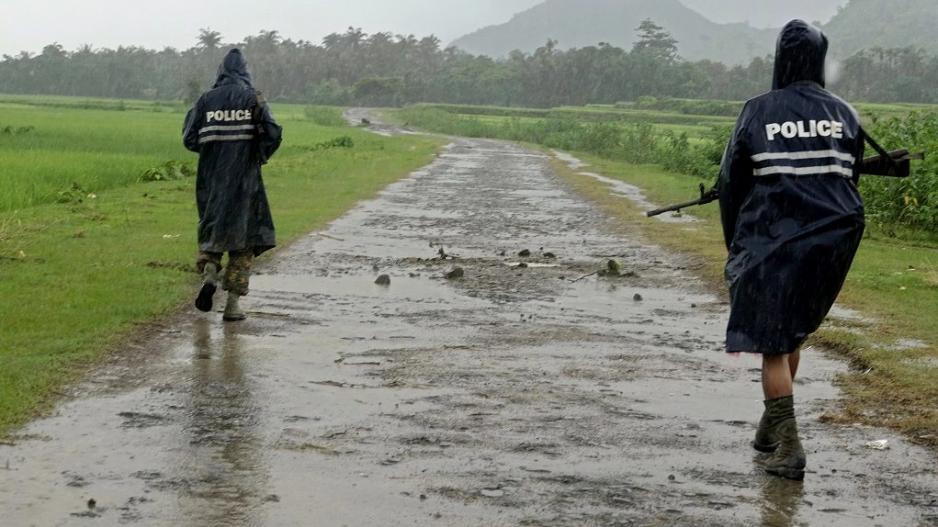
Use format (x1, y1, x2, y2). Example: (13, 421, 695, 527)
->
(183, 49, 283, 256)
(718, 20, 866, 355)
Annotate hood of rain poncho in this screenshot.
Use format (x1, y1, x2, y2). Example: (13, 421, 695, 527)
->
(213, 49, 253, 89)
(772, 20, 828, 90)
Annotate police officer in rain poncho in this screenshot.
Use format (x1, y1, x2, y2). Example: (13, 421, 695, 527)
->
(183, 49, 283, 322)
(719, 21, 865, 480)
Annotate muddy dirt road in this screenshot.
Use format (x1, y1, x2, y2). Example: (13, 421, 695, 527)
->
(2, 113, 937, 526)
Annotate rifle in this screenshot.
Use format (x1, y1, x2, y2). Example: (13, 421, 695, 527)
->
(647, 147, 924, 218)
(646, 184, 719, 218)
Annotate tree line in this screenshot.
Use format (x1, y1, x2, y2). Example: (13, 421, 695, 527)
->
(2, 22, 936, 107)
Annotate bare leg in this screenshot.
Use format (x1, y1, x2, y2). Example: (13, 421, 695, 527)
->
(762, 354, 794, 400)
(788, 349, 801, 382)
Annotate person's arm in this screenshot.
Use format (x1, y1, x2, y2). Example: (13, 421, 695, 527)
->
(255, 95, 283, 163)
(182, 98, 203, 153)
(718, 106, 754, 250)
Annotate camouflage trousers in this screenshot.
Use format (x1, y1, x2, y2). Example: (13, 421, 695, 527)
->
(197, 250, 254, 297)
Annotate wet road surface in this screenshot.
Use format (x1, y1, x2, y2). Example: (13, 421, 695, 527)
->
(2, 114, 937, 526)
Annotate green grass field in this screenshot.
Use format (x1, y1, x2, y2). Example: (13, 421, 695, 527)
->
(396, 102, 938, 446)
(0, 97, 442, 434)
(0, 103, 185, 210)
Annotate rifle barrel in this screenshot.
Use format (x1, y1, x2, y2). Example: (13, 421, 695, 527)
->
(646, 198, 706, 218)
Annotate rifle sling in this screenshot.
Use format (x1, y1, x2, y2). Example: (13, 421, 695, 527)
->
(860, 126, 896, 168)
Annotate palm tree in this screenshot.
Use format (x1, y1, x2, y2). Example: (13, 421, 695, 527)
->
(197, 29, 223, 50)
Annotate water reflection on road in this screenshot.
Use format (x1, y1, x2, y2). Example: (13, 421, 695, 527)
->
(175, 320, 267, 526)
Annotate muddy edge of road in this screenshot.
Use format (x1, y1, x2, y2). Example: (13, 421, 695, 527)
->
(0, 109, 935, 527)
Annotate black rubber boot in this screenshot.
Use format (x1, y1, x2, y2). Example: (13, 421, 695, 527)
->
(195, 263, 220, 313)
(753, 400, 781, 453)
(762, 396, 806, 481)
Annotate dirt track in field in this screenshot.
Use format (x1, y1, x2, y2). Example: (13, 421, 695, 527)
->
(1, 110, 936, 526)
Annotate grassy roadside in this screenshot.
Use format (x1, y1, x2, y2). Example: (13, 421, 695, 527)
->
(550, 153, 938, 447)
(0, 104, 442, 435)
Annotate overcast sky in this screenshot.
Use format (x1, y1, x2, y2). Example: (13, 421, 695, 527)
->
(1, 0, 850, 56)
(0, 0, 542, 56)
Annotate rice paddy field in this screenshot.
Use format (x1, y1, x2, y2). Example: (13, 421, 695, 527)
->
(0, 95, 441, 432)
(401, 102, 734, 144)
(398, 99, 938, 145)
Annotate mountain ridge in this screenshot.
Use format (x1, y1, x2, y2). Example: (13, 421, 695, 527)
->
(824, 0, 938, 57)
(450, 0, 937, 64)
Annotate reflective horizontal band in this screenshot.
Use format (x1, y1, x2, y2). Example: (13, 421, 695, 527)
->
(199, 134, 255, 144)
(751, 150, 856, 163)
(753, 165, 854, 177)
(199, 124, 255, 134)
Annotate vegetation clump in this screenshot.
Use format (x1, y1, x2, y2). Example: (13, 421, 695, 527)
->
(862, 112, 938, 231)
(308, 136, 355, 151)
(55, 182, 90, 204)
(304, 105, 348, 127)
(140, 161, 195, 182)
(1, 125, 35, 135)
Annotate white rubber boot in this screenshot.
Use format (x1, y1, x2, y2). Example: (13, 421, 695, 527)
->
(223, 292, 246, 322)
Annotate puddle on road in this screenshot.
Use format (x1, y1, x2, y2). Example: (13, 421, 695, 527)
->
(251, 274, 481, 304)
(554, 150, 700, 224)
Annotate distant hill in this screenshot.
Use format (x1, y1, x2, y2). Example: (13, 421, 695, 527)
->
(450, 0, 777, 65)
(679, 0, 847, 28)
(451, 0, 938, 65)
(823, 0, 938, 57)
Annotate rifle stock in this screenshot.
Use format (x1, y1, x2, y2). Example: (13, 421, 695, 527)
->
(858, 149, 923, 178)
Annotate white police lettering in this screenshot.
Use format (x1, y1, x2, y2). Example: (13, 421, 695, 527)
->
(205, 109, 253, 123)
(765, 120, 844, 141)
